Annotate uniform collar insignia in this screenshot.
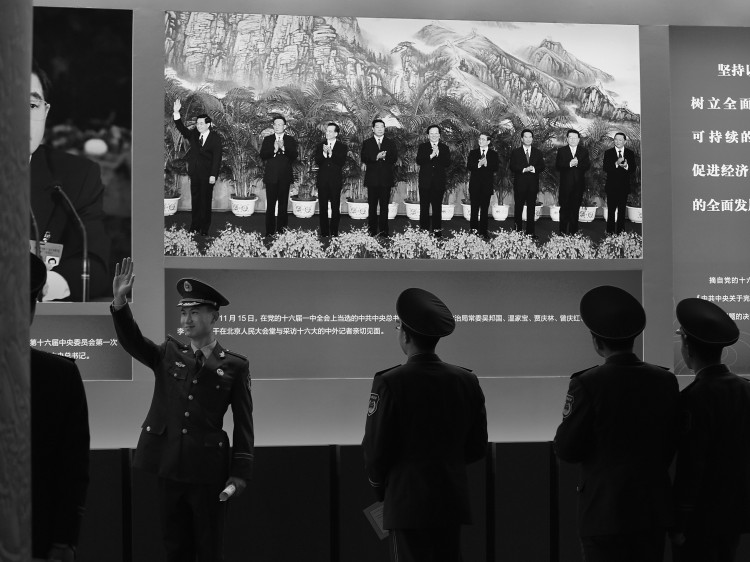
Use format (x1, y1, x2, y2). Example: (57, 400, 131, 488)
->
(219, 351, 225, 358)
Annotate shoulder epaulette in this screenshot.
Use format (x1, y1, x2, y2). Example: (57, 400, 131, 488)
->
(166, 334, 188, 349)
(223, 348, 248, 361)
(375, 365, 400, 377)
(571, 366, 596, 379)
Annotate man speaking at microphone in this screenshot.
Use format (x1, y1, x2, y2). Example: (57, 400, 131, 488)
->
(30, 61, 110, 301)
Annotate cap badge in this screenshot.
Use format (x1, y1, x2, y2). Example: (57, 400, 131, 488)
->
(184, 280, 193, 292)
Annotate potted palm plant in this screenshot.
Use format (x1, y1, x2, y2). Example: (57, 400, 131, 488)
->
(492, 176, 512, 222)
(290, 162, 318, 218)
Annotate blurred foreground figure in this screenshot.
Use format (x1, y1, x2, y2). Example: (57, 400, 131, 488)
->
(30, 253, 90, 561)
(363, 288, 487, 562)
(673, 298, 750, 562)
(554, 285, 680, 562)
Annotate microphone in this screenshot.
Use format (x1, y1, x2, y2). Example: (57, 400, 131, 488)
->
(30, 207, 41, 257)
(219, 484, 236, 502)
(52, 185, 89, 302)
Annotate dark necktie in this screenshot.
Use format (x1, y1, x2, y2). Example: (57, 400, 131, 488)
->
(525, 148, 530, 163)
(195, 349, 204, 370)
(481, 149, 485, 158)
(200, 134, 205, 146)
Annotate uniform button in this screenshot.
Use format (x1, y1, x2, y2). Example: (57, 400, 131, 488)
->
(184, 411, 190, 417)
(146, 426, 151, 431)
(219, 442, 224, 448)
(216, 385, 220, 390)
(192, 379, 198, 384)
(173, 373, 178, 378)
(188, 395, 194, 400)
(181, 428, 188, 434)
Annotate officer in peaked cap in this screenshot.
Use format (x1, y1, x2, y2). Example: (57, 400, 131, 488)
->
(110, 258, 254, 562)
(362, 288, 487, 562)
(554, 285, 680, 562)
(29, 252, 91, 561)
(673, 298, 750, 562)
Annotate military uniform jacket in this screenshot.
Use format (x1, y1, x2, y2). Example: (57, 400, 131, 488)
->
(111, 304, 254, 483)
(31, 349, 90, 557)
(554, 353, 680, 536)
(674, 364, 750, 534)
(362, 353, 488, 529)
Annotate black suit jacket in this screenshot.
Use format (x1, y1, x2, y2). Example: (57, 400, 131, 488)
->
(30, 145, 110, 300)
(603, 147, 636, 192)
(363, 353, 488, 529)
(509, 146, 546, 192)
(674, 364, 750, 534)
(314, 139, 348, 189)
(416, 141, 451, 188)
(174, 118, 222, 179)
(260, 133, 298, 184)
(361, 136, 398, 188)
(111, 304, 254, 484)
(31, 348, 90, 557)
(555, 145, 591, 192)
(466, 147, 499, 192)
(554, 353, 680, 536)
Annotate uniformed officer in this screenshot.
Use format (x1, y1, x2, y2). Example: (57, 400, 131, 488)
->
(110, 258, 253, 562)
(362, 288, 488, 562)
(672, 298, 750, 562)
(30, 253, 90, 562)
(554, 285, 680, 562)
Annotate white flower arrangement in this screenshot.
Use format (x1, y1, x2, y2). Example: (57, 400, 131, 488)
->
(164, 225, 201, 256)
(204, 224, 267, 257)
(385, 226, 444, 259)
(266, 228, 326, 258)
(595, 232, 643, 259)
(542, 233, 597, 259)
(488, 230, 544, 259)
(441, 231, 492, 259)
(325, 227, 386, 259)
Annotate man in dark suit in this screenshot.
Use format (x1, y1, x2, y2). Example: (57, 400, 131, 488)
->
(173, 99, 222, 236)
(673, 298, 750, 562)
(416, 125, 451, 236)
(361, 118, 398, 237)
(466, 132, 499, 238)
(603, 132, 636, 235)
(30, 63, 110, 301)
(555, 129, 591, 235)
(30, 253, 90, 562)
(554, 285, 680, 562)
(315, 122, 348, 237)
(509, 128, 546, 236)
(110, 258, 254, 562)
(260, 115, 298, 237)
(363, 288, 488, 562)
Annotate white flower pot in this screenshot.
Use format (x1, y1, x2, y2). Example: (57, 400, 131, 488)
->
(579, 206, 597, 223)
(347, 200, 369, 220)
(441, 204, 455, 221)
(230, 197, 257, 217)
(549, 205, 560, 222)
(492, 204, 509, 221)
(626, 206, 642, 223)
(404, 202, 420, 220)
(461, 203, 472, 221)
(522, 204, 543, 222)
(164, 197, 180, 216)
(290, 197, 317, 218)
(388, 202, 399, 220)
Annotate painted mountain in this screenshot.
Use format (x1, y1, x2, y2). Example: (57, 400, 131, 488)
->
(164, 13, 639, 124)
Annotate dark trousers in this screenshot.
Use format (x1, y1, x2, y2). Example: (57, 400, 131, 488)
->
(513, 184, 538, 235)
(157, 477, 227, 562)
(605, 187, 628, 234)
(264, 180, 291, 236)
(469, 185, 491, 236)
(389, 527, 462, 562)
(190, 175, 214, 233)
(559, 183, 583, 235)
(318, 184, 342, 237)
(419, 183, 445, 236)
(673, 532, 740, 562)
(581, 529, 665, 562)
(367, 183, 390, 236)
